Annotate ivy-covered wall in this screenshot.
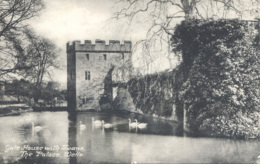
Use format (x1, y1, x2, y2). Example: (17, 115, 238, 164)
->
(128, 69, 177, 117)
(113, 68, 182, 120)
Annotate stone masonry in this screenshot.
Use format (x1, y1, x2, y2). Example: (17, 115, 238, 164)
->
(67, 40, 132, 111)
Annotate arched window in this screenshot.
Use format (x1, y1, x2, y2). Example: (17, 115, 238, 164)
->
(86, 54, 89, 60)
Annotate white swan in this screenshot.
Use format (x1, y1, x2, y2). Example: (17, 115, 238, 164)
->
(101, 120, 114, 129)
(128, 118, 138, 128)
(31, 122, 43, 136)
(31, 122, 43, 132)
(92, 117, 102, 126)
(79, 121, 86, 130)
(135, 119, 148, 129)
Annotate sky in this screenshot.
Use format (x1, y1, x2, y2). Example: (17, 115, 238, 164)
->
(29, 0, 171, 88)
(31, 0, 138, 46)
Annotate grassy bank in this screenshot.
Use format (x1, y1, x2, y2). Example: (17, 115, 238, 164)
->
(0, 105, 32, 117)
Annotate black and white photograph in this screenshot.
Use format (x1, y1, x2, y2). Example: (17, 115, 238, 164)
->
(0, 0, 260, 163)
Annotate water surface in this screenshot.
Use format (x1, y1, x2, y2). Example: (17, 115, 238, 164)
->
(0, 111, 260, 164)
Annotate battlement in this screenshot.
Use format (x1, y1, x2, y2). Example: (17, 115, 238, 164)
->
(67, 39, 132, 52)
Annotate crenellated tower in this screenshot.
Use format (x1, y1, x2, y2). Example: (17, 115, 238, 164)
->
(67, 39, 132, 111)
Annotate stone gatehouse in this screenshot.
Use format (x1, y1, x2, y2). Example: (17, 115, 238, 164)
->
(67, 40, 132, 111)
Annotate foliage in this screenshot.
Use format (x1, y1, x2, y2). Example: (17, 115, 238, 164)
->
(172, 19, 260, 132)
(7, 79, 33, 102)
(6, 79, 65, 105)
(128, 70, 177, 117)
(40, 81, 61, 104)
(172, 19, 247, 66)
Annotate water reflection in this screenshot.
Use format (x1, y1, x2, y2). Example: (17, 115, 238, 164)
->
(0, 111, 260, 164)
(68, 113, 77, 164)
(0, 112, 69, 164)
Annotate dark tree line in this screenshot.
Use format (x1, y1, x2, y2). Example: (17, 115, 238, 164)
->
(6, 79, 66, 106)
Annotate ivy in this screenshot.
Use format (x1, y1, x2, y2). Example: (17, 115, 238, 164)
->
(172, 19, 260, 133)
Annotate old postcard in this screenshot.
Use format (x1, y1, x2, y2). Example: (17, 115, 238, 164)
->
(0, 0, 260, 164)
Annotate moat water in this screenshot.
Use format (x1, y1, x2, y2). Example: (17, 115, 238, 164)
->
(0, 111, 260, 164)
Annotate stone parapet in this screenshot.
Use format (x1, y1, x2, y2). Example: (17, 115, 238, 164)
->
(67, 39, 132, 52)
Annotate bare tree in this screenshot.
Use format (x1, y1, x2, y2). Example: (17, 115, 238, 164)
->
(0, 30, 38, 79)
(0, 0, 44, 78)
(0, 0, 44, 37)
(20, 28, 60, 103)
(112, 0, 260, 74)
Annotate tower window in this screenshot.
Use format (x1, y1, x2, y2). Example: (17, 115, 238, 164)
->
(85, 71, 91, 80)
(121, 53, 124, 59)
(86, 54, 89, 60)
(103, 54, 107, 61)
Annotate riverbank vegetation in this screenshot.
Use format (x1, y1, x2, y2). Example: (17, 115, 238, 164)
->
(172, 19, 260, 137)
(3, 80, 66, 107)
